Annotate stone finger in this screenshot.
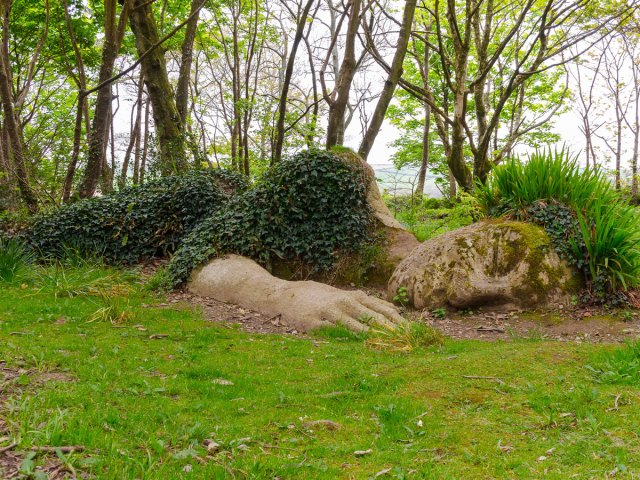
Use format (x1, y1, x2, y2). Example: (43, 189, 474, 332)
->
(356, 296, 405, 324)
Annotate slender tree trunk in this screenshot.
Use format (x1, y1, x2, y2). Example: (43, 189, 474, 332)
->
(273, 0, 316, 164)
(101, 103, 115, 193)
(78, 0, 129, 198)
(140, 99, 150, 185)
(133, 99, 143, 185)
(61, 0, 90, 203)
(0, 20, 38, 213)
(176, 0, 205, 128)
(62, 98, 85, 202)
(449, 170, 457, 198)
(358, 0, 416, 161)
(326, 0, 361, 148)
(120, 74, 144, 189)
(130, 0, 186, 175)
(416, 101, 431, 195)
(0, 121, 15, 210)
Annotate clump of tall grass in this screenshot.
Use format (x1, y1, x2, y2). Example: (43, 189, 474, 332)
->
(476, 148, 640, 297)
(87, 292, 134, 325)
(586, 341, 640, 385)
(366, 321, 444, 352)
(0, 237, 34, 283)
(36, 260, 135, 298)
(475, 148, 617, 215)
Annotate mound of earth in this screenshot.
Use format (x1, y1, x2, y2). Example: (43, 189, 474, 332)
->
(388, 221, 581, 310)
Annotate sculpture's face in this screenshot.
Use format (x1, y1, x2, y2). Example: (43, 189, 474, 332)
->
(388, 222, 579, 310)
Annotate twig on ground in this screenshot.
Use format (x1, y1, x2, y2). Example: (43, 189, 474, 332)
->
(30, 445, 84, 453)
(0, 441, 17, 453)
(476, 326, 506, 333)
(607, 394, 622, 412)
(462, 375, 506, 385)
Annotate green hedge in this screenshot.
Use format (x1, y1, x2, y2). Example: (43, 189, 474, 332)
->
(26, 169, 248, 263)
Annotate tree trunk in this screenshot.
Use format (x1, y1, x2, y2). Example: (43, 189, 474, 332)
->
(416, 101, 431, 195)
(120, 73, 144, 189)
(358, 0, 416, 161)
(78, 0, 128, 198)
(62, 98, 85, 202)
(140, 99, 150, 185)
(0, 13, 38, 213)
(130, 0, 186, 175)
(326, 0, 361, 149)
(448, 170, 457, 198)
(175, 0, 205, 128)
(272, 0, 316, 164)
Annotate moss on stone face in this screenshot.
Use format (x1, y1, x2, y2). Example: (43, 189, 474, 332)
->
(388, 220, 582, 310)
(501, 222, 582, 305)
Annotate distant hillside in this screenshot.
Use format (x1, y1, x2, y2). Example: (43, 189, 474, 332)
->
(370, 164, 442, 197)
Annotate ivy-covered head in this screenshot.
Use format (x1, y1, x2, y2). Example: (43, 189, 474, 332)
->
(166, 149, 375, 285)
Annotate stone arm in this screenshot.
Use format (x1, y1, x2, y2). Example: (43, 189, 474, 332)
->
(188, 255, 404, 332)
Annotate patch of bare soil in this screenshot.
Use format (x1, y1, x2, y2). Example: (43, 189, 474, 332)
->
(0, 362, 82, 479)
(170, 288, 640, 344)
(168, 291, 304, 335)
(413, 308, 640, 343)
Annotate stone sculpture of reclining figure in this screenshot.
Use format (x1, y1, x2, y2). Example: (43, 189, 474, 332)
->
(189, 254, 405, 332)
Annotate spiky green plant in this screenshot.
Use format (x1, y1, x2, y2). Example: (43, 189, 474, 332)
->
(0, 238, 33, 283)
(366, 321, 444, 352)
(576, 201, 640, 292)
(476, 148, 640, 296)
(476, 148, 616, 216)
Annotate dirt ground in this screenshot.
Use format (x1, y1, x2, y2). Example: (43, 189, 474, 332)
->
(168, 290, 640, 343)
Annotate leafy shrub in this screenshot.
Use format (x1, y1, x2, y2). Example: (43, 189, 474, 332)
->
(586, 341, 640, 385)
(0, 238, 33, 283)
(25, 169, 248, 264)
(166, 150, 374, 286)
(476, 148, 640, 298)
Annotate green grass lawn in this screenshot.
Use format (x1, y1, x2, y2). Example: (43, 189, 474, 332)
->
(1, 265, 639, 479)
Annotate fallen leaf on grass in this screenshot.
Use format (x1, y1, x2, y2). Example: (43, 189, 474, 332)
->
(354, 449, 372, 457)
(302, 420, 342, 431)
(212, 378, 234, 386)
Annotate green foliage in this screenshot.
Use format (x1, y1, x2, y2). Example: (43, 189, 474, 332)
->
(145, 267, 173, 293)
(87, 293, 134, 325)
(525, 201, 587, 272)
(384, 194, 478, 242)
(432, 308, 447, 319)
(166, 150, 373, 286)
(393, 286, 409, 307)
(25, 169, 248, 264)
(576, 202, 640, 293)
(586, 342, 640, 385)
(475, 149, 617, 214)
(0, 238, 33, 283)
(476, 149, 640, 298)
